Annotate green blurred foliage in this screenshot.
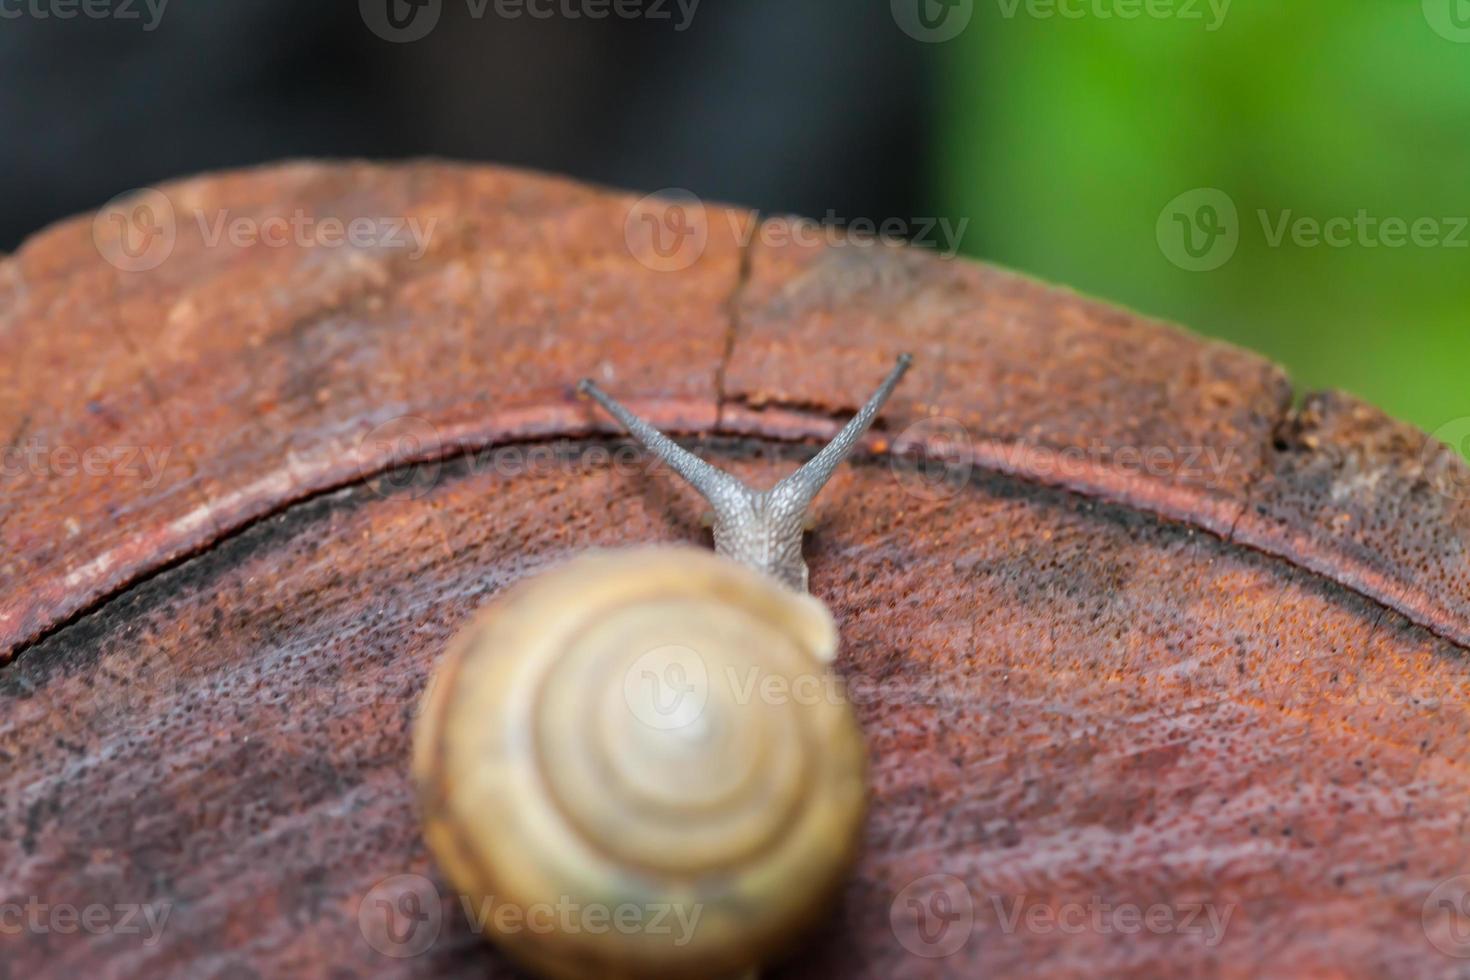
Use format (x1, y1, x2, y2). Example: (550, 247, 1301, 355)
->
(938, 0, 1470, 439)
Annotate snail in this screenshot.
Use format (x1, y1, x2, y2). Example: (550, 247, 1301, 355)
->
(413, 355, 912, 979)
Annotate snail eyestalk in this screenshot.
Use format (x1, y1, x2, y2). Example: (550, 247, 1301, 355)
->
(576, 378, 745, 504)
(771, 353, 913, 516)
(578, 354, 913, 592)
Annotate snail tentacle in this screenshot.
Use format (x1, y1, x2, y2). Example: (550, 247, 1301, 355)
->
(578, 378, 747, 505)
(580, 355, 912, 593)
(770, 353, 912, 519)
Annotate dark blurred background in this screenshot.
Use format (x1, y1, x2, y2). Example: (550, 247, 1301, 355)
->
(3, 0, 1467, 438)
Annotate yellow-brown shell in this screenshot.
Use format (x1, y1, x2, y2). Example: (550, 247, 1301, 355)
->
(413, 546, 869, 979)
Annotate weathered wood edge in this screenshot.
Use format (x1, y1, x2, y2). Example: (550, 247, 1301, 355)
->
(1, 160, 1466, 662)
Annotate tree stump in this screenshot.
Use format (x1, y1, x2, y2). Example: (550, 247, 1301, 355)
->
(2, 162, 1469, 978)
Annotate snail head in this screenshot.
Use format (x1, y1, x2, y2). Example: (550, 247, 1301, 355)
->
(578, 354, 913, 592)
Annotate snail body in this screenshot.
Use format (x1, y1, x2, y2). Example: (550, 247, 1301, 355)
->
(414, 356, 912, 978)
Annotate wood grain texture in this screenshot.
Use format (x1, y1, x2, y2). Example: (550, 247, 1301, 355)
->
(3, 162, 1469, 978)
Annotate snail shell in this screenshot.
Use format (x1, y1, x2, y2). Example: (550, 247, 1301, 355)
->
(413, 546, 868, 980)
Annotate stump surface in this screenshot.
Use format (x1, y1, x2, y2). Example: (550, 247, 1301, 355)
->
(3, 162, 1469, 978)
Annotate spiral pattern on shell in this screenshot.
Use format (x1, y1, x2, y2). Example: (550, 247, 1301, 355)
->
(413, 546, 869, 980)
